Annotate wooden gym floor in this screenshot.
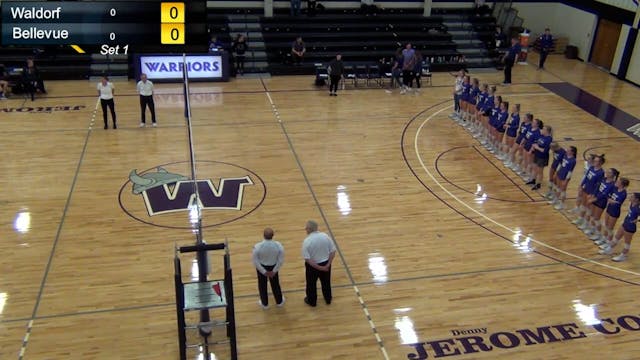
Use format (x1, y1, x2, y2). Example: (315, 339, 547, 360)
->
(1, 53, 640, 359)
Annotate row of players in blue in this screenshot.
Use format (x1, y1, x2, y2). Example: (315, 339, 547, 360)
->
(448, 70, 639, 262)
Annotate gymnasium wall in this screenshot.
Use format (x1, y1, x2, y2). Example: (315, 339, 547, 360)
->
(512, 2, 597, 61)
(626, 32, 640, 84)
(594, 0, 638, 12)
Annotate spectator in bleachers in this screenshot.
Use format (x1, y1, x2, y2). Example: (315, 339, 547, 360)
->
(291, 0, 301, 16)
(327, 54, 344, 96)
(22, 58, 46, 101)
(232, 34, 248, 75)
(0, 63, 9, 99)
(307, 0, 318, 17)
(494, 26, 507, 50)
(537, 28, 554, 70)
(291, 37, 306, 65)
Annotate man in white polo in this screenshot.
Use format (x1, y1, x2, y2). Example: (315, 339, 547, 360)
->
(301, 220, 336, 307)
(252, 227, 285, 309)
(136, 73, 156, 127)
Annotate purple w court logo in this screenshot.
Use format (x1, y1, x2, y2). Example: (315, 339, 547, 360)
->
(119, 161, 266, 229)
(130, 168, 253, 216)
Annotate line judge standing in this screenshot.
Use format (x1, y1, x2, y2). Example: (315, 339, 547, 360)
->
(502, 37, 521, 86)
(137, 73, 156, 127)
(301, 220, 336, 307)
(97, 76, 116, 129)
(253, 227, 285, 309)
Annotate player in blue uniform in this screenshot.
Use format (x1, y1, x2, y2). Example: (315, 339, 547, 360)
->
(570, 153, 597, 214)
(529, 125, 552, 190)
(507, 113, 532, 173)
(501, 103, 520, 166)
(551, 146, 577, 210)
(595, 177, 629, 246)
(492, 101, 509, 157)
(585, 168, 618, 240)
(472, 83, 489, 133)
(545, 142, 565, 199)
(598, 192, 640, 262)
(467, 78, 480, 129)
(573, 155, 605, 229)
(521, 118, 542, 182)
(486, 97, 503, 151)
(476, 86, 496, 138)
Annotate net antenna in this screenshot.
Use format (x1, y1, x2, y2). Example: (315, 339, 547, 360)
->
(183, 53, 203, 243)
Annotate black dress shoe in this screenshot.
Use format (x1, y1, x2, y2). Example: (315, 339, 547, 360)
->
(525, 179, 536, 185)
(532, 183, 541, 190)
(325, 299, 332, 305)
(104, 124, 108, 130)
(304, 297, 316, 307)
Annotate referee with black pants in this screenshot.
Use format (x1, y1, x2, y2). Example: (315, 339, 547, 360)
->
(502, 37, 521, 85)
(301, 220, 336, 307)
(137, 73, 156, 127)
(97, 76, 116, 129)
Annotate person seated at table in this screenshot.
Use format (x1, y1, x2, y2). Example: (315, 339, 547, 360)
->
(22, 58, 46, 101)
(291, 36, 306, 65)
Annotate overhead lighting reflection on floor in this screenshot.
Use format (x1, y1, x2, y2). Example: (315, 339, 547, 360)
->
(0, 292, 7, 315)
(14, 211, 31, 234)
(368, 253, 388, 284)
(393, 308, 418, 344)
(336, 185, 352, 216)
(572, 300, 600, 326)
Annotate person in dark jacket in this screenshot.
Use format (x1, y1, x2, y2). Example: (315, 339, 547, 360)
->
(538, 28, 554, 70)
(502, 37, 521, 85)
(22, 58, 46, 101)
(232, 34, 248, 75)
(327, 54, 344, 96)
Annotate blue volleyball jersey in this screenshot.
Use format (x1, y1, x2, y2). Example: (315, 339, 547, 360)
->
(483, 95, 495, 112)
(551, 148, 566, 170)
(594, 179, 615, 206)
(534, 135, 552, 158)
(607, 189, 627, 217)
(495, 110, 509, 130)
(489, 105, 501, 126)
(468, 86, 479, 105)
(622, 204, 639, 232)
(556, 156, 576, 180)
(507, 113, 520, 136)
(581, 167, 604, 194)
(462, 83, 471, 100)
(523, 128, 541, 151)
(516, 122, 531, 143)
(476, 91, 488, 109)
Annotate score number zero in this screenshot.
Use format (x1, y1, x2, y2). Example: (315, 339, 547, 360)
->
(161, 3, 185, 44)
(100, 8, 128, 55)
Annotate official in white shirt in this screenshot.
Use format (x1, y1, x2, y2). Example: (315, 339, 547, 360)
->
(253, 227, 285, 309)
(97, 76, 116, 129)
(136, 73, 156, 127)
(301, 220, 336, 307)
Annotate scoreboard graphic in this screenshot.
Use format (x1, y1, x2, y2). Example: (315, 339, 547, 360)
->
(1, 1, 207, 52)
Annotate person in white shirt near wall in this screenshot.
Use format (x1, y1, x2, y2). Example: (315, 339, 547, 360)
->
(136, 73, 156, 127)
(301, 220, 336, 307)
(97, 76, 116, 129)
(253, 227, 285, 309)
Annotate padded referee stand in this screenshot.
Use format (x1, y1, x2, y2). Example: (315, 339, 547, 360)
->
(174, 241, 237, 360)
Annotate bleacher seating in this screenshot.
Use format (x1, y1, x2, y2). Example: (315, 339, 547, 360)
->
(261, 9, 467, 75)
(0, 46, 91, 80)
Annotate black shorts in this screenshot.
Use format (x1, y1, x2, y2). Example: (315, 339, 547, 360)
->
(534, 156, 549, 167)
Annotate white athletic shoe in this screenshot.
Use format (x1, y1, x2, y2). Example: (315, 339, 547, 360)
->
(571, 218, 583, 225)
(612, 253, 627, 262)
(152, 123, 157, 127)
(594, 239, 607, 246)
(579, 222, 590, 231)
(276, 296, 286, 307)
(554, 202, 564, 210)
(598, 246, 613, 255)
(139, 122, 145, 127)
(589, 232, 601, 241)
(257, 299, 269, 310)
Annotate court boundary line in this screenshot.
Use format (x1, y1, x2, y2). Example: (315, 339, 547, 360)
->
(408, 100, 640, 281)
(260, 77, 390, 360)
(0, 259, 587, 326)
(17, 98, 100, 360)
